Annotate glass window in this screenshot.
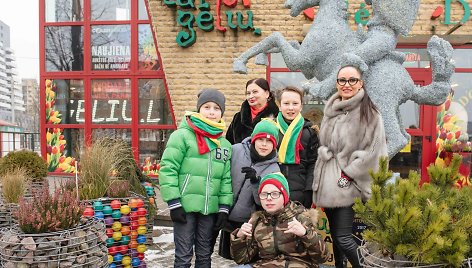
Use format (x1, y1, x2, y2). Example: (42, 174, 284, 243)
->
(46, 128, 83, 172)
(399, 100, 420, 129)
(45, 26, 83, 71)
(91, 79, 131, 124)
(396, 48, 430, 68)
(270, 53, 288, 68)
(92, 128, 132, 144)
(452, 49, 472, 68)
(139, 79, 173, 125)
(91, 25, 131, 71)
(91, 0, 130, 21)
(139, 129, 172, 164)
(46, 0, 83, 22)
(448, 73, 472, 139)
(138, 24, 160, 71)
(389, 136, 422, 178)
(138, 0, 148, 20)
(46, 79, 84, 124)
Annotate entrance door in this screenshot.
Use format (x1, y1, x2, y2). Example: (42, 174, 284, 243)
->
(389, 69, 436, 183)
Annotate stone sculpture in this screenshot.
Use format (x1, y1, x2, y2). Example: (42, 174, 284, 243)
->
(233, 0, 455, 158)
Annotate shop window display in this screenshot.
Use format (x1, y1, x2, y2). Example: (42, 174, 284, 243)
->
(45, 26, 83, 72)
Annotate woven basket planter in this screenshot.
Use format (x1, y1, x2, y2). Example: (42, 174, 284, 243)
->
(0, 218, 108, 268)
(358, 244, 472, 268)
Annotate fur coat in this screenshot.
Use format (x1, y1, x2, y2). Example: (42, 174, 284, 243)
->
(312, 89, 387, 208)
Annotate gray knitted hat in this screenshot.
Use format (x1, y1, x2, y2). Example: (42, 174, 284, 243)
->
(197, 88, 226, 115)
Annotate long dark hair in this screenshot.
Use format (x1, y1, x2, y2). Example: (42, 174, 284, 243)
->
(338, 66, 379, 123)
(246, 78, 274, 100)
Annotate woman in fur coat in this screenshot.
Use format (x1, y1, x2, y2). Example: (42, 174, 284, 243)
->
(312, 64, 387, 268)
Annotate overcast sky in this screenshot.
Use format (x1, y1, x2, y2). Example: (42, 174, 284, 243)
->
(0, 0, 39, 80)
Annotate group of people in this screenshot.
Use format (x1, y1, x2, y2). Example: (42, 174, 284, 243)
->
(159, 63, 387, 268)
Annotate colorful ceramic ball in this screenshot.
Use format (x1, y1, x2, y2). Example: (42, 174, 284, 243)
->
(131, 257, 140, 267)
(112, 210, 122, 220)
(104, 216, 114, 227)
(109, 263, 116, 268)
(130, 231, 138, 240)
(93, 201, 103, 211)
(129, 240, 138, 249)
(128, 198, 138, 209)
(121, 226, 131, 236)
(108, 254, 113, 264)
(113, 253, 123, 262)
(83, 207, 94, 217)
(111, 200, 122, 210)
(112, 222, 122, 232)
(146, 190, 154, 196)
(120, 215, 130, 225)
(129, 249, 138, 258)
(137, 217, 147, 226)
(136, 199, 144, 208)
(106, 228, 114, 238)
(121, 235, 130, 245)
(94, 211, 104, 219)
(136, 244, 146, 254)
(130, 221, 139, 231)
(136, 235, 146, 244)
(137, 253, 145, 261)
(112, 231, 122, 242)
(129, 212, 139, 221)
(103, 205, 113, 215)
(137, 208, 147, 217)
(106, 237, 115, 247)
(122, 256, 131, 266)
(137, 263, 146, 268)
(108, 246, 119, 256)
(137, 226, 147, 235)
(118, 245, 129, 255)
(120, 205, 131, 215)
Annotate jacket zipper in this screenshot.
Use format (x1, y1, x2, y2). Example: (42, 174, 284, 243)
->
(180, 174, 191, 195)
(204, 153, 211, 214)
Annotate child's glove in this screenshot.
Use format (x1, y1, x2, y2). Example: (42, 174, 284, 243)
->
(213, 212, 228, 231)
(170, 207, 187, 224)
(241, 167, 260, 184)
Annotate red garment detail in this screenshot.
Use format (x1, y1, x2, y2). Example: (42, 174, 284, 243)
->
(250, 103, 268, 120)
(186, 117, 222, 155)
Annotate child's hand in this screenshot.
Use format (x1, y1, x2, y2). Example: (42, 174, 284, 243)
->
(236, 218, 253, 238)
(284, 217, 307, 237)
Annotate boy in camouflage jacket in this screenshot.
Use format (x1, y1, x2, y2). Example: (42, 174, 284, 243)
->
(230, 173, 329, 267)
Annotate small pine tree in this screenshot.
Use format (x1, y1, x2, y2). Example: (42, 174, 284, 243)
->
(354, 155, 472, 267)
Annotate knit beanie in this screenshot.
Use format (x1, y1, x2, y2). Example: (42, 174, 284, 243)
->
(197, 88, 226, 115)
(251, 119, 279, 148)
(258, 172, 290, 205)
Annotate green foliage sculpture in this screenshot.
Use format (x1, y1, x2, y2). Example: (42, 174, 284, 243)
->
(354, 155, 472, 267)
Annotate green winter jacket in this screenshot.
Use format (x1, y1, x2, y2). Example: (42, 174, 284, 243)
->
(159, 116, 233, 215)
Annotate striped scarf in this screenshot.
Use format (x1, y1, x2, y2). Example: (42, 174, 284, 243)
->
(276, 112, 304, 164)
(185, 111, 226, 155)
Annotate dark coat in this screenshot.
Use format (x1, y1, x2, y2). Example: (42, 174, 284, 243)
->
(278, 119, 319, 207)
(226, 99, 279, 145)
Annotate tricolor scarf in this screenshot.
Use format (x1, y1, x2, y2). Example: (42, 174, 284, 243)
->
(185, 111, 226, 155)
(276, 112, 304, 164)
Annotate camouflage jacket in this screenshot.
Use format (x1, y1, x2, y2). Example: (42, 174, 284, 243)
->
(230, 201, 329, 267)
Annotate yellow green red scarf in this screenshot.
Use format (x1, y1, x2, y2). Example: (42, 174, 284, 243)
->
(276, 112, 304, 164)
(185, 111, 226, 155)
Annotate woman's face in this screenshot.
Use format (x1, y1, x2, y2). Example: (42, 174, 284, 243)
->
(280, 91, 303, 121)
(259, 184, 285, 214)
(254, 137, 274, 157)
(198, 101, 222, 122)
(246, 83, 270, 109)
(336, 66, 363, 100)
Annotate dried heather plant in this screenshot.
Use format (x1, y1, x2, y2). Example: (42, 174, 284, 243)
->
(1, 168, 29, 204)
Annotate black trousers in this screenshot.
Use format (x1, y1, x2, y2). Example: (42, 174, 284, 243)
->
(324, 206, 361, 268)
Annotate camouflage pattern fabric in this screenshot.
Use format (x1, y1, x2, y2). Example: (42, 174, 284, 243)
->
(230, 201, 329, 267)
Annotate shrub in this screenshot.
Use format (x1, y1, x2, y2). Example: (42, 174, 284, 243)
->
(0, 150, 47, 182)
(1, 168, 29, 203)
(107, 179, 130, 198)
(15, 185, 84, 233)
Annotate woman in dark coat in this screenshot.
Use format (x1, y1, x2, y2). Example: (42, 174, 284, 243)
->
(226, 78, 279, 145)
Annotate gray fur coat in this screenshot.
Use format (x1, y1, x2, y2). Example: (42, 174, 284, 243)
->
(312, 89, 387, 208)
(229, 137, 280, 223)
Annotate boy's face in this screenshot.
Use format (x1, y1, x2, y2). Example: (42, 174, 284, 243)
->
(259, 184, 285, 214)
(254, 137, 274, 157)
(199, 101, 222, 122)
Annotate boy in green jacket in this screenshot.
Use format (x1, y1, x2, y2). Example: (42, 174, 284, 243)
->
(159, 88, 233, 267)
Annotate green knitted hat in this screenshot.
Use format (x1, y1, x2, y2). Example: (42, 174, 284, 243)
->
(258, 172, 290, 205)
(251, 119, 280, 147)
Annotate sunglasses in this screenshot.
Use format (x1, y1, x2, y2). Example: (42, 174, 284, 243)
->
(337, 78, 361, 86)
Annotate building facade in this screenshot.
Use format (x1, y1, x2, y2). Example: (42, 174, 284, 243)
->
(22, 78, 40, 132)
(40, 0, 472, 180)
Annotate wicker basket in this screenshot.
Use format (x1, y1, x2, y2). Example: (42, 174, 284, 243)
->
(358, 244, 472, 268)
(0, 218, 108, 268)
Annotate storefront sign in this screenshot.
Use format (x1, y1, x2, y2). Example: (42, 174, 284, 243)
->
(91, 25, 131, 70)
(305, 1, 371, 25)
(443, 0, 471, 25)
(160, 0, 261, 47)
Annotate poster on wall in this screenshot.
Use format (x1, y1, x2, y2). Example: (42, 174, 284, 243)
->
(91, 25, 131, 71)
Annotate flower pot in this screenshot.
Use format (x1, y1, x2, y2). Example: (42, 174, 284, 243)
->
(0, 218, 108, 267)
